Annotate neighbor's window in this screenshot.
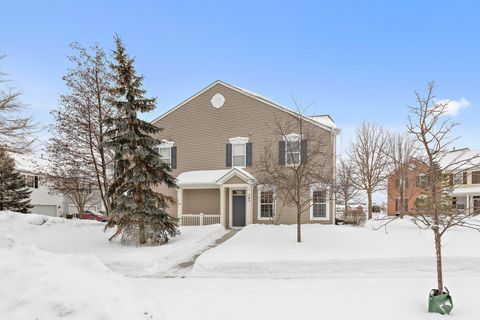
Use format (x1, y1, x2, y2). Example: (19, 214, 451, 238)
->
(453, 172, 466, 185)
(259, 190, 275, 218)
(455, 197, 466, 210)
(24, 175, 38, 189)
(312, 190, 327, 218)
(416, 174, 427, 187)
(232, 143, 246, 167)
(472, 171, 480, 184)
(155, 140, 173, 165)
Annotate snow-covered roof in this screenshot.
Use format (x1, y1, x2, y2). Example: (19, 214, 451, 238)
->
(9, 153, 50, 174)
(440, 148, 480, 172)
(308, 115, 336, 128)
(176, 168, 255, 188)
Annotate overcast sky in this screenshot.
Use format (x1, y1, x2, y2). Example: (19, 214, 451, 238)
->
(2, 0, 479, 160)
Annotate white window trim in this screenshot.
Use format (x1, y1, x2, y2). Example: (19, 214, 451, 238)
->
(283, 133, 302, 167)
(229, 137, 249, 168)
(310, 185, 329, 221)
(257, 185, 276, 220)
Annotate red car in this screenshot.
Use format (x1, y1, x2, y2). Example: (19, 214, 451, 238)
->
(79, 210, 108, 222)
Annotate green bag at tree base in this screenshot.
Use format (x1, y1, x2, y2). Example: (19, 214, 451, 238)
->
(428, 287, 453, 315)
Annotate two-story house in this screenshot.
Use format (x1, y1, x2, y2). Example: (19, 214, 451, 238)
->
(152, 81, 339, 228)
(11, 153, 105, 217)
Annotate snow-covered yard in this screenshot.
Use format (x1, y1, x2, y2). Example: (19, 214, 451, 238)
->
(0, 211, 227, 277)
(190, 218, 480, 278)
(2, 211, 480, 320)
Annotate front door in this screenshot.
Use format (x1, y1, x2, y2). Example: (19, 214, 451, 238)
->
(232, 190, 246, 227)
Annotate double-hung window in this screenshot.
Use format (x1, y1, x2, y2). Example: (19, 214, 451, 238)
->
(155, 140, 174, 166)
(311, 187, 328, 219)
(258, 188, 275, 219)
(229, 137, 249, 168)
(285, 134, 301, 166)
(232, 143, 246, 167)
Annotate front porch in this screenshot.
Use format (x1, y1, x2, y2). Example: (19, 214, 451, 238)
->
(452, 186, 480, 213)
(176, 168, 255, 228)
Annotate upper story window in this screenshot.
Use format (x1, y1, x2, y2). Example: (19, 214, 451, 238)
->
(453, 172, 467, 185)
(395, 177, 408, 190)
(258, 187, 275, 219)
(155, 140, 175, 167)
(472, 171, 480, 184)
(24, 175, 38, 189)
(416, 174, 427, 187)
(229, 137, 249, 168)
(285, 133, 301, 166)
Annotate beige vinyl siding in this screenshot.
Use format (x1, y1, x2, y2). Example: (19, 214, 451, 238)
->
(183, 189, 220, 215)
(224, 176, 247, 184)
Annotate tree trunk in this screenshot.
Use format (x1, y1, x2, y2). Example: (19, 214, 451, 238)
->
(367, 191, 373, 220)
(434, 227, 444, 292)
(139, 217, 146, 244)
(297, 209, 301, 243)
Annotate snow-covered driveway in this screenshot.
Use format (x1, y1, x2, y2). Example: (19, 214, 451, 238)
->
(190, 219, 480, 278)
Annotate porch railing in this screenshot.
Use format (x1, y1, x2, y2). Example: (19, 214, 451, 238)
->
(181, 213, 221, 226)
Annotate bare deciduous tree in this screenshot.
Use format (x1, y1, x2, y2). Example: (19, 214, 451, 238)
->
(385, 133, 419, 217)
(348, 122, 389, 219)
(0, 55, 35, 153)
(336, 157, 360, 218)
(43, 140, 97, 217)
(254, 105, 335, 242)
(407, 81, 480, 294)
(49, 43, 116, 216)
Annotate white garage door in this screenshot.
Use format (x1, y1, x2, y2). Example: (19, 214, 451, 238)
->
(31, 205, 57, 217)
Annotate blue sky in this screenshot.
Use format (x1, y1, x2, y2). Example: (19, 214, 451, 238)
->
(1, 0, 479, 152)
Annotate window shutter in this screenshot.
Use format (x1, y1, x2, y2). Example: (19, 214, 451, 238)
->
(301, 139, 307, 164)
(246, 142, 252, 166)
(226, 143, 232, 167)
(395, 178, 400, 190)
(170, 146, 177, 169)
(404, 178, 408, 189)
(34, 176, 39, 189)
(449, 174, 453, 186)
(463, 172, 467, 184)
(278, 141, 285, 165)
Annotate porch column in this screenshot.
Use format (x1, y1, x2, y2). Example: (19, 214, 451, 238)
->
(220, 185, 226, 227)
(246, 185, 253, 225)
(177, 188, 183, 226)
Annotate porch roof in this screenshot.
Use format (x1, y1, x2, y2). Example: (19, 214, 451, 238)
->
(451, 186, 480, 196)
(176, 168, 255, 188)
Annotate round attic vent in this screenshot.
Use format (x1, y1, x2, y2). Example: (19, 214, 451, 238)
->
(211, 93, 225, 109)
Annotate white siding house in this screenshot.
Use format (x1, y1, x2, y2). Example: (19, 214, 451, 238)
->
(11, 153, 64, 217)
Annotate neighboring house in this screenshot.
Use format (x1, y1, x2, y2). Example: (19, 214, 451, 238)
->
(387, 159, 429, 216)
(11, 153, 104, 217)
(387, 148, 480, 216)
(152, 80, 340, 228)
(11, 153, 64, 216)
(442, 148, 480, 213)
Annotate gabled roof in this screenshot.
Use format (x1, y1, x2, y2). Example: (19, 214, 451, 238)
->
(151, 80, 340, 133)
(10, 153, 49, 174)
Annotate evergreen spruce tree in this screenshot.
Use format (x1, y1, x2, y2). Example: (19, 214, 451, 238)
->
(105, 36, 179, 245)
(0, 151, 32, 213)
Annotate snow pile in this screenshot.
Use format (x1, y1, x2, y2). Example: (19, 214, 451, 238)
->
(0, 235, 163, 320)
(0, 211, 227, 277)
(190, 219, 480, 278)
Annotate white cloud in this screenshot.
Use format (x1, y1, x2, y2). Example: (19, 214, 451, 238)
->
(439, 97, 471, 116)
